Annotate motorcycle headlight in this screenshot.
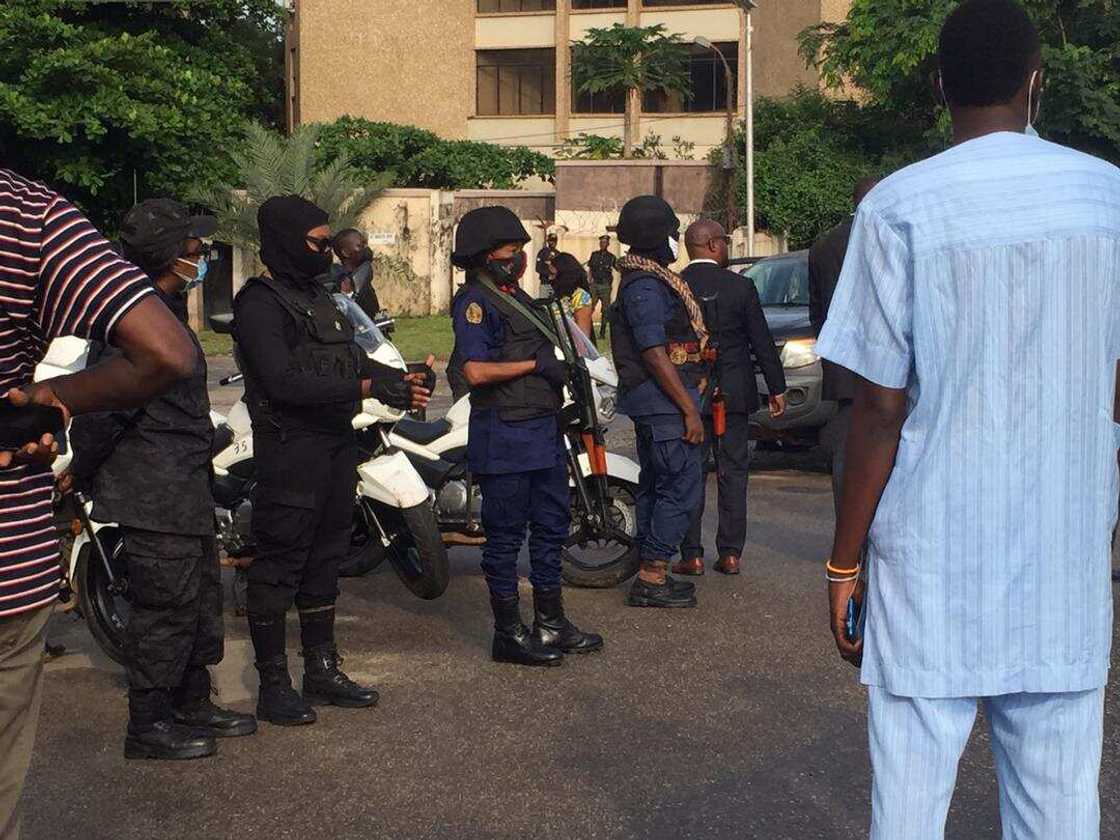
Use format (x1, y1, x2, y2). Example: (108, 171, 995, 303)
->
(780, 339, 819, 370)
(596, 384, 617, 424)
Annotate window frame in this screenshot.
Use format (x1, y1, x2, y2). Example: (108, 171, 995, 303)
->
(476, 48, 558, 117)
(642, 41, 738, 114)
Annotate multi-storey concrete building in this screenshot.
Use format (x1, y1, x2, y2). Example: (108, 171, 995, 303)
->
(286, 1, 850, 156)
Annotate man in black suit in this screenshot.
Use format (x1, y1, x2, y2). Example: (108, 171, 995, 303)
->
(808, 176, 879, 513)
(675, 220, 786, 577)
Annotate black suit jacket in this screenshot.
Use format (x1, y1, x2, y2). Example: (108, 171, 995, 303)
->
(808, 220, 857, 401)
(682, 261, 786, 415)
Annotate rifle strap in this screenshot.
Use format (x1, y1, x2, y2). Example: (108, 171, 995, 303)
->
(476, 277, 559, 346)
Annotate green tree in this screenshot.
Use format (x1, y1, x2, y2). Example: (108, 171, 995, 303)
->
(712, 89, 928, 248)
(315, 116, 555, 189)
(571, 24, 692, 158)
(191, 124, 391, 251)
(0, 0, 282, 230)
(800, 0, 1120, 163)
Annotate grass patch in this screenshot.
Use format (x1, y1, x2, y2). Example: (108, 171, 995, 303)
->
(391, 315, 455, 362)
(197, 330, 233, 356)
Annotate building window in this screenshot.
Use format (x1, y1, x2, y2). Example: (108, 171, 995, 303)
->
(572, 0, 627, 8)
(643, 42, 737, 113)
(477, 49, 557, 116)
(641, 0, 727, 6)
(477, 0, 556, 12)
(572, 85, 627, 114)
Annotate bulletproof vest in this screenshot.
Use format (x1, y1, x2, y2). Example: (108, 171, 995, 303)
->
(448, 280, 562, 422)
(611, 268, 703, 394)
(233, 275, 360, 433)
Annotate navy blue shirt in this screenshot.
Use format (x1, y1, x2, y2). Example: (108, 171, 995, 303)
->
(616, 275, 699, 430)
(452, 283, 565, 476)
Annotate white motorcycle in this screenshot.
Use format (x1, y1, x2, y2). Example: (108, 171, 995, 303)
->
(41, 296, 448, 665)
(389, 302, 643, 589)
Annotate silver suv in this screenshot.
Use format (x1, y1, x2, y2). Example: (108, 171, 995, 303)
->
(736, 251, 837, 445)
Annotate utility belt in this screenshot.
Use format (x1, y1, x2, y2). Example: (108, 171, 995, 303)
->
(667, 341, 720, 367)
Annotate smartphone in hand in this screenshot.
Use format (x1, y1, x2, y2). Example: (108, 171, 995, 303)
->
(845, 589, 867, 643)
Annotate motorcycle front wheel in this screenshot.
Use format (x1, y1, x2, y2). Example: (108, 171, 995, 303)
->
(75, 528, 129, 665)
(561, 479, 640, 589)
(365, 499, 449, 600)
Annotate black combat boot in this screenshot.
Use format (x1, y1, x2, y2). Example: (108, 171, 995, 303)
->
(249, 612, 316, 726)
(172, 666, 257, 738)
(125, 688, 217, 760)
(627, 576, 698, 608)
(531, 587, 603, 654)
(255, 656, 317, 725)
(298, 606, 379, 708)
(490, 593, 563, 667)
(302, 645, 379, 708)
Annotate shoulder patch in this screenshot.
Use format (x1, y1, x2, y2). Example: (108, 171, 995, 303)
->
(465, 302, 484, 324)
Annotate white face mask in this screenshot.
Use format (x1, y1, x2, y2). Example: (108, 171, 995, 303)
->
(1025, 69, 1041, 137)
(667, 236, 680, 262)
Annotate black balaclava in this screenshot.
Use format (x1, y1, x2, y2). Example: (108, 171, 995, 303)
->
(258, 195, 331, 285)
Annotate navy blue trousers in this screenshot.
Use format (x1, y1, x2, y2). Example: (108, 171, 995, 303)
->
(634, 421, 704, 562)
(477, 464, 570, 596)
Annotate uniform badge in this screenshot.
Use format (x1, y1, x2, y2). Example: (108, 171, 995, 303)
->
(465, 302, 484, 324)
(669, 346, 688, 365)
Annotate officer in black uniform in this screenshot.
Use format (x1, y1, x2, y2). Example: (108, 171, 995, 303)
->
(233, 195, 429, 725)
(610, 196, 707, 609)
(71, 198, 256, 760)
(449, 206, 601, 667)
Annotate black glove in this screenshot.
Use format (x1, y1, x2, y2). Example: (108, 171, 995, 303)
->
(408, 362, 437, 395)
(535, 346, 568, 391)
(371, 375, 414, 411)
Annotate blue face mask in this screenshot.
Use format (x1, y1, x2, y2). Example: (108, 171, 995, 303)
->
(176, 255, 208, 291)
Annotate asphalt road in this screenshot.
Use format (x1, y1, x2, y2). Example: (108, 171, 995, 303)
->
(22, 359, 1120, 840)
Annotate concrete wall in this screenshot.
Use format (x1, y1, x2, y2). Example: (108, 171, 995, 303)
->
(292, 0, 474, 138)
(555, 160, 712, 214)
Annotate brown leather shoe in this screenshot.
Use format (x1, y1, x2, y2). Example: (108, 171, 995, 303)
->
(714, 555, 741, 575)
(672, 557, 705, 576)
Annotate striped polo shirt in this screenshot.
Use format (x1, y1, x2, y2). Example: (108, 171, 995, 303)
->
(0, 168, 154, 619)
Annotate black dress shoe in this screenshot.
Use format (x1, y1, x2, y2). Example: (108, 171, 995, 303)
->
(124, 721, 216, 761)
(255, 656, 317, 726)
(302, 646, 379, 708)
(531, 587, 604, 654)
(173, 698, 257, 738)
(627, 576, 698, 608)
(491, 593, 563, 667)
(665, 574, 696, 594)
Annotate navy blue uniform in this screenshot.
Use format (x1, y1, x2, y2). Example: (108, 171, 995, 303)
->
(615, 276, 704, 563)
(451, 283, 568, 596)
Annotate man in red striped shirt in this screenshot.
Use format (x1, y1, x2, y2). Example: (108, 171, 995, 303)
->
(0, 167, 196, 840)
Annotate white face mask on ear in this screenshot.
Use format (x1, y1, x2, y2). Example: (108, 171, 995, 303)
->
(667, 236, 679, 262)
(1025, 69, 1041, 137)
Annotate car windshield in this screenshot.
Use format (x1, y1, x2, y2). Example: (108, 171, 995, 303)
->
(332, 293, 386, 356)
(746, 255, 810, 307)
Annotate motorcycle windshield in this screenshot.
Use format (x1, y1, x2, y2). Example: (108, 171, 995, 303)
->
(565, 313, 601, 361)
(333, 293, 386, 356)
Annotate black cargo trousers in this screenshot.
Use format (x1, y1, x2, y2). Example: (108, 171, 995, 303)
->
(122, 528, 223, 691)
(246, 429, 361, 614)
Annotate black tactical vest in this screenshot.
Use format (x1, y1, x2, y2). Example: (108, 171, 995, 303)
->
(448, 280, 562, 422)
(611, 268, 704, 394)
(233, 275, 361, 434)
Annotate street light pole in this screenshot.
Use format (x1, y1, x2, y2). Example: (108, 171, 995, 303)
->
(738, 0, 757, 257)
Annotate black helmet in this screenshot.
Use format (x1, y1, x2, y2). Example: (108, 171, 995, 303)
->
(452, 206, 530, 269)
(616, 195, 680, 251)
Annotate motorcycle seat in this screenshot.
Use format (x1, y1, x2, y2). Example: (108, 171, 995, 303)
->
(394, 417, 452, 446)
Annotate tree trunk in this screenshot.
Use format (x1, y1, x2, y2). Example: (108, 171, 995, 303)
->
(623, 109, 633, 159)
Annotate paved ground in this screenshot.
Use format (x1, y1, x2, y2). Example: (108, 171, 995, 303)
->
(21, 359, 1120, 840)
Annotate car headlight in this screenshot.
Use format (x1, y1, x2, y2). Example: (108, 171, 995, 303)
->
(780, 339, 819, 370)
